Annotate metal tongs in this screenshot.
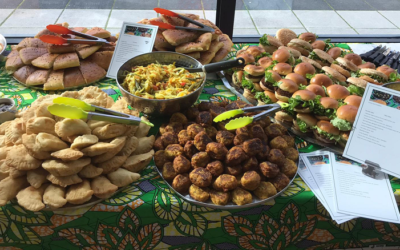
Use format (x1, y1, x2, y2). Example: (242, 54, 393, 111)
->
(213, 103, 281, 130)
(150, 8, 215, 33)
(47, 97, 154, 127)
(39, 25, 110, 46)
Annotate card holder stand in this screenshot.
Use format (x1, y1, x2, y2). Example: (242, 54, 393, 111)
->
(361, 160, 381, 179)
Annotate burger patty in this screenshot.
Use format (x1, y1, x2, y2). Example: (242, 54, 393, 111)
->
(260, 78, 274, 90)
(276, 88, 292, 97)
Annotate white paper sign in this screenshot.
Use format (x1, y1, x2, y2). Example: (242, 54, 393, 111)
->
(343, 84, 400, 178)
(106, 22, 158, 79)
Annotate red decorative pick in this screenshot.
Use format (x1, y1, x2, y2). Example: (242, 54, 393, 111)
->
(39, 35, 67, 45)
(153, 8, 179, 17)
(46, 24, 73, 35)
(149, 21, 175, 29)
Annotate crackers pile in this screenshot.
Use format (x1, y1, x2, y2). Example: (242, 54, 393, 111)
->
(0, 86, 154, 211)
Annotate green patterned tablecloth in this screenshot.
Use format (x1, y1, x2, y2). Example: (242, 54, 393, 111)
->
(1, 48, 400, 250)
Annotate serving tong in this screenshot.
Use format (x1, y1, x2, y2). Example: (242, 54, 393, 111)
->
(47, 97, 154, 126)
(214, 103, 281, 130)
(39, 25, 111, 46)
(150, 8, 215, 33)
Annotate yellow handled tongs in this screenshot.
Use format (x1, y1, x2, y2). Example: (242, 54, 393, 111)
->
(213, 103, 280, 130)
(47, 97, 154, 127)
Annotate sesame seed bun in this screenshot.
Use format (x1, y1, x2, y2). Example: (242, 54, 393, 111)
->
(306, 84, 326, 97)
(336, 57, 358, 72)
(276, 29, 298, 46)
(294, 62, 316, 77)
(327, 85, 350, 100)
(347, 77, 368, 89)
(313, 49, 334, 64)
(336, 105, 358, 123)
(344, 53, 363, 66)
(344, 95, 362, 107)
(322, 66, 347, 83)
(310, 74, 333, 87)
(359, 68, 388, 82)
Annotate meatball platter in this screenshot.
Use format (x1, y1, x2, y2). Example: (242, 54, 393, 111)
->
(153, 100, 299, 208)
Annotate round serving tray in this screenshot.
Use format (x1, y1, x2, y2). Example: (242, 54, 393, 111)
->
(13, 76, 105, 91)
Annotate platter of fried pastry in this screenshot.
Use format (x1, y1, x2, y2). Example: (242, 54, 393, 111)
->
(5, 23, 116, 91)
(0, 86, 155, 211)
(153, 100, 299, 209)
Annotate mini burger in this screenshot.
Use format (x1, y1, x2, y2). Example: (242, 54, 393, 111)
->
(259, 34, 283, 53)
(276, 28, 298, 46)
(359, 68, 388, 83)
(306, 84, 326, 97)
(272, 48, 295, 64)
(330, 105, 358, 131)
(255, 90, 278, 105)
(331, 57, 358, 78)
(377, 65, 397, 78)
(246, 46, 266, 58)
(326, 84, 350, 100)
(311, 40, 326, 51)
(287, 90, 316, 113)
(358, 62, 376, 69)
(300, 56, 322, 70)
(273, 63, 292, 76)
(287, 38, 313, 56)
(322, 66, 347, 86)
(275, 110, 294, 127)
(346, 77, 368, 96)
(310, 74, 333, 87)
(279, 46, 301, 58)
(312, 96, 338, 120)
(327, 47, 342, 59)
(260, 70, 281, 92)
(338, 131, 349, 148)
(344, 95, 362, 108)
(243, 88, 257, 104)
(293, 113, 318, 133)
(286, 73, 307, 86)
(294, 62, 316, 77)
(298, 32, 317, 43)
(258, 56, 274, 69)
(232, 70, 244, 87)
(244, 64, 265, 83)
(313, 120, 341, 144)
(237, 52, 255, 65)
(274, 79, 298, 102)
(309, 49, 334, 66)
(344, 53, 362, 66)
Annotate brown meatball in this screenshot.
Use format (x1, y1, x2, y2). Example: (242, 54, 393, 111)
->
(216, 131, 235, 147)
(189, 184, 210, 202)
(154, 150, 169, 169)
(191, 152, 210, 168)
(209, 190, 230, 205)
(226, 146, 248, 165)
(196, 111, 213, 127)
(265, 124, 284, 138)
(161, 132, 178, 147)
(250, 125, 268, 143)
(225, 102, 240, 110)
(184, 140, 198, 158)
(274, 123, 287, 133)
(213, 174, 238, 192)
(198, 101, 212, 111)
(205, 126, 218, 140)
(242, 157, 258, 172)
(194, 131, 212, 151)
(234, 134, 250, 146)
(165, 144, 184, 160)
(216, 121, 228, 131)
(253, 182, 277, 200)
(256, 116, 271, 129)
(281, 135, 295, 148)
(236, 126, 250, 136)
(281, 159, 298, 178)
(232, 187, 253, 205)
(209, 105, 226, 118)
(206, 142, 228, 160)
(153, 136, 164, 151)
(184, 121, 196, 129)
(187, 124, 205, 139)
(170, 112, 188, 125)
(270, 136, 288, 151)
(172, 174, 191, 193)
(243, 138, 263, 156)
(159, 123, 167, 135)
(225, 165, 243, 176)
(241, 171, 261, 191)
(186, 107, 200, 120)
(162, 162, 177, 181)
(259, 161, 280, 178)
(270, 172, 290, 191)
(173, 155, 191, 174)
(165, 122, 183, 134)
(283, 148, 299, 161)
(189, 168, 212, 187)
(206, 161, 224, 177)
(177, 130, 191, 146)
(268, 149, 285, 166)
(256, 145, 270, 161)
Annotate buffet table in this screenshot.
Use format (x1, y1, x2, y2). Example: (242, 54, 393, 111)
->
(1, 45, 400, 250)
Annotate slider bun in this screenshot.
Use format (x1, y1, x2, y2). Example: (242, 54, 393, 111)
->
(246, 46, 266, 57)
(272, 48, 291, 63)
(278, 46, 301, 58)
(320, 97, 339, 109)
(336, 105, 358, 123)
(358, 62, 376, 69)
(232, 70, 244, 86)
(327, 84, 350, 100)
(294, 62, 315, 77)
(317, 120, 340, 135)
(313, 49, 334, 64)
(263, 90, 278, 102)
(327, 47, 342, 59)
(300, 56, 322, 69)
(359, 75, 377, 83)
(292, 90, 316, 101)
(273, 63, 292, 75)
(330, 63, 350, 78)
(310, 74, 333, 87)
(265, 70, 282, 83)
(298, 32, 317, 43)
(306, 84, 326, 97)
(244, 65, 265, 76)
(344, 95, 362, 108)
(258, 56, 273, 69)
(276, 28, 298, 46)
(237, 52, 255, 64)
(347, 77, 368, 89)
(288, 39, 313, 51)
(275, 110, 294, 122)
(377, 65, 396, 77)
(285, 73, 307, 86)
(322, 66, 346, 82)
(359, 68, 388, 81)
(311, 40, 326, 50)
(344, 53, 362, 66)
(336, 57, 358, 72)
(278, 79, 298, 92)
(297, 113, 318, 127)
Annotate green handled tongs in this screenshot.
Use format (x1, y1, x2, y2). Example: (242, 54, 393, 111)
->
(213, 103, 281, 130)
(47, 97, 154, 127)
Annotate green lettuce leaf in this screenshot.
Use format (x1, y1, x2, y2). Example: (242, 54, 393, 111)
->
(265, 71, 277, 84)
(314, 126, 341, 142)
(241, 78, 256, 93)
(389, 72, 399, 82)
(331, 117, 352, 131)
(322, 85, 328, 96)
(296, 119, 309, 133)
(255, 52, 270, 61)
(299, 84, 307, 90)
(260, 34, 270, 46)
(288, 95, 316, 112)
(312, 95, 336, 119)
(332, 60, 339, 64)
(347, 84, 365, 96)
(266, 60, 278, 71)
(306, 73, 315, 80)
(295, 58, 302, 65)
(351, 70, 360, 78)
(309, 51, 319, 61)
(255, 92, 274, 104)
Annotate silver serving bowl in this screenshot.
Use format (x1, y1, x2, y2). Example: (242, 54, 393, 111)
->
(383, 81, 400, 92)
(0, 34, 7, 62)
(116, 52, 206, 116)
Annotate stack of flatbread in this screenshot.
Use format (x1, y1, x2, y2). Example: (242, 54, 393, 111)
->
(0, 86, 155, 211)
(137, 14, 233, 64)
(5, 23, 115, 91)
